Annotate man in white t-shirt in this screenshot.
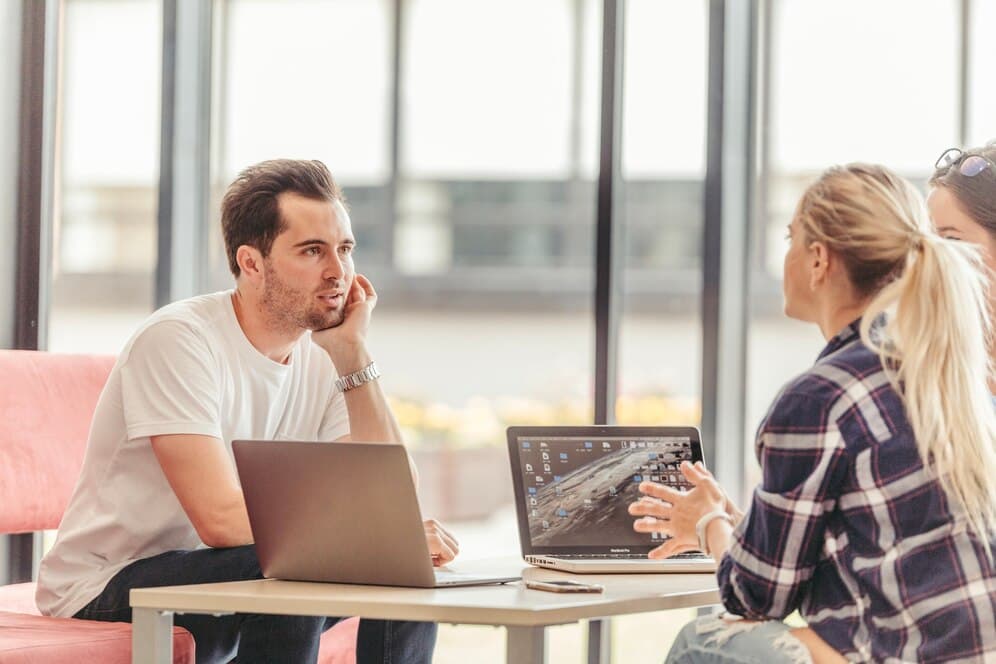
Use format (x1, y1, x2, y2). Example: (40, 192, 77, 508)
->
(36, 159, 454, 663)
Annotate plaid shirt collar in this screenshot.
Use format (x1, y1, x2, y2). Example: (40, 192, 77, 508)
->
(816, 318, 862, 363)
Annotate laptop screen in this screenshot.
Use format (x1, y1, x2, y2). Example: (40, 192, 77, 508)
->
(506, 426, 704, 556)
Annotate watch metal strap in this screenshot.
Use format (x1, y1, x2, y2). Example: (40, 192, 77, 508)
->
(334, 361, 380, 393)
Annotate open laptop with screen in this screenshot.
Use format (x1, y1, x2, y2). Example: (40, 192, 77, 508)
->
(233, 440, 519, 588)
(507, 426, 716, 573)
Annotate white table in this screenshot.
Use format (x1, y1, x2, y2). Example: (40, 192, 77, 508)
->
(130, 558, 719, 663)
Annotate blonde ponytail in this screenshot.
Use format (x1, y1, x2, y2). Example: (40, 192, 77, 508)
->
(861, 235, 996, 553)
(798, 164, 996, 553)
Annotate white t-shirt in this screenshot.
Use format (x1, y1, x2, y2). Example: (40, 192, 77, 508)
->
(36, 291, 349, 618)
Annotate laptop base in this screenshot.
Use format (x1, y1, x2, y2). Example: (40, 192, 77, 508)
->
(525, 554, 716, 574)
(433, 569, 520, 587)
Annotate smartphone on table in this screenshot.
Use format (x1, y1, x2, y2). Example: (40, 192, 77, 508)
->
(524, 580, 604, 593)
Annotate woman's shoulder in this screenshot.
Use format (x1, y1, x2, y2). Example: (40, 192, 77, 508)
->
(761, 339, 905, 457)
(765, 340, 890, 426)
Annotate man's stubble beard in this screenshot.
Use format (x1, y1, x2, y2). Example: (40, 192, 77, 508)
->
(261, 262, 345, 332)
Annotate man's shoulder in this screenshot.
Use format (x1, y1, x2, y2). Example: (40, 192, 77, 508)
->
(123, 291, 233, 359)
(152, 290, 232, 324)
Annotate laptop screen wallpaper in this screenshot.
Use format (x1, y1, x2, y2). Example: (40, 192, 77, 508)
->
(515, 436, 696, 548)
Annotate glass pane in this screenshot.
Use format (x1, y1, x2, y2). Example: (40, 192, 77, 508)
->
(212, 0, 393, 285)
(769, 0, 958, 173)
(969, 0, 996, 146)
(616, 0, 707, 431)
(751, 0, 960, 485)
(220, 0, 391, 183)
(396, 0, 597, 542)
(403, 0, 591, 178)
(49, 0, 162, 353)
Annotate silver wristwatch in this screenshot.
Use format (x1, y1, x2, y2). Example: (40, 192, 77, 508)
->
(334, 361, 381, 393)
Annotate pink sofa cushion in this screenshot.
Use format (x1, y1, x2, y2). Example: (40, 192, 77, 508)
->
(0, 582, 356, 661)
(0, 351, 115, 533)
(0, 611, 195, 663)
(0, 583, 41, 615)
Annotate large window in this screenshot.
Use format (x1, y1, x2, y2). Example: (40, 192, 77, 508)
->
(20, 1, 994, 658)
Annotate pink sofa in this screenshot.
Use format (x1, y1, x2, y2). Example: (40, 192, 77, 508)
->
(0, 350, 357, 663)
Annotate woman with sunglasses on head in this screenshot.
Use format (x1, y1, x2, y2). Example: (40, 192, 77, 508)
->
(630, 164, 996, 663)
(928, 142, 996, 396)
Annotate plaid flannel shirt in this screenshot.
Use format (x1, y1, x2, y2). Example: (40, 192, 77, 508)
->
(718, 320, 996, 663)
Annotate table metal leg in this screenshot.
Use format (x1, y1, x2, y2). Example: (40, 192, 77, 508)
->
(587, 618, 611, 664)
(132, 607, 173, 664)
(506, 625, 547, 664)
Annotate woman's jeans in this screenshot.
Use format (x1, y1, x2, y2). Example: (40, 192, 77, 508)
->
(665, 613, 814, 664)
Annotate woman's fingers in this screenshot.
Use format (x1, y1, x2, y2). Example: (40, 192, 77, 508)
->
(633, 516, 671, 534)
(648, 539, 698, 560)
(628, 497, 672, 520)
(639, 480, 683, 502)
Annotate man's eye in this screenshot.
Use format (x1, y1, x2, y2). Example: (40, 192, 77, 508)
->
(340, 245, 354, 255)
(305, 246, 322, 256)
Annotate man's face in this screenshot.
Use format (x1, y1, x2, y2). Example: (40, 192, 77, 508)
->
(260, 192, 356, 332)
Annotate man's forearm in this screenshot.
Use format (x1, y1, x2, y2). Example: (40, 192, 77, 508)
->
(342, 376, 404, 443)
(331, 344, 403, 443)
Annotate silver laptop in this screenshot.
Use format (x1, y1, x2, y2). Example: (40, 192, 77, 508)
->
(233, 440, 519, 588)
(507, 426, 716, 574)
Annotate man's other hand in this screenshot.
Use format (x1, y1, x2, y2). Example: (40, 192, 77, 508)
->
(424, 519, 460, 566)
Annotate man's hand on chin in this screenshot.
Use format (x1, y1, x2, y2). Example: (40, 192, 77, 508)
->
(312, 274, 377, 373)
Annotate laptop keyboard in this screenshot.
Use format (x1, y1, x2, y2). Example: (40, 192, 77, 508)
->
(557, 552, 707, 560)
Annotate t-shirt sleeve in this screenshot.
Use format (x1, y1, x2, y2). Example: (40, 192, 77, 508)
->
(318, 387, 350, 441)
(120, 320, 224, 441)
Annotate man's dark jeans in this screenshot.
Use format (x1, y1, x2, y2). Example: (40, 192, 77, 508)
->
(74, 545, 437, 664)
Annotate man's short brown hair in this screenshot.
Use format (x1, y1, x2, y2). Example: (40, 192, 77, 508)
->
(221, 159, 344, 277)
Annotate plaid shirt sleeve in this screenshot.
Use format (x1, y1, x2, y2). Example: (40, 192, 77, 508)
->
(717, 382, 849, 620)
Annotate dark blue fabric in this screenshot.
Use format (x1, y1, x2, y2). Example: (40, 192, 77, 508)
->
(75, 544, 436, 664)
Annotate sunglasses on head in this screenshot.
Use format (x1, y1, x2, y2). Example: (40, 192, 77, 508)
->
(934, 145, 996, 178)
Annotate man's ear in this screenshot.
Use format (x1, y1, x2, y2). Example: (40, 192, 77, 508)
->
(808, 241, 831, 291)
(236, 245, 265, 284)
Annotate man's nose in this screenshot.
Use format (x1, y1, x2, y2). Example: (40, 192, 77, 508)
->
(323, 253, 345, 281)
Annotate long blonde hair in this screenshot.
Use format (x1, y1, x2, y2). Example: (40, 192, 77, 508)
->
(797, 164, 996, 550)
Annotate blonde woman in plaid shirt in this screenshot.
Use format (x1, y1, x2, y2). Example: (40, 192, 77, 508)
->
(630, 163, 996, 663)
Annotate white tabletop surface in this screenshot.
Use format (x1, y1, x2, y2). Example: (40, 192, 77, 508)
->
(130, 557, 720, 627)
